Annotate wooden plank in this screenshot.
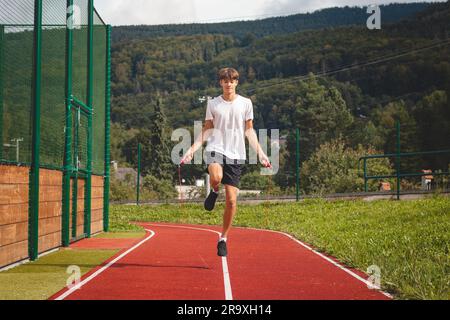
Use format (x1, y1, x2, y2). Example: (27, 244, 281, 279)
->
(39, 186, 62, 202)
(0, 165, 29, 184)
(91, 208, 103, 221)
(91, 176, 104, 187)
(38, 216, 62, 236)
(0, 221, 28, 247)
(91, 219, 103, 234)
(0, 203, 28, 225)
(91, 198, 103, 210)
(0, 240, 28, 268)
(91, 187, 104, 198)
(38, 232, 61, 253)
(39, 201, 63, 219)
(39, 169, 63, 186)
(0, 184, 28, 205)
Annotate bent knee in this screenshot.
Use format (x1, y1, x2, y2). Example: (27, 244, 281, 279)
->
(210, 174, 222, 186)
(226, 198, 237, 208)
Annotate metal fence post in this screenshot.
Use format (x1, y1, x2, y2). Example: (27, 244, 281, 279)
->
(72, 108, 79, 239)
(84, 0, 94, 237)
(364, 158, 368, 192)
(0, 25, 4, 161)
(396, 120, 401, 200)
(29, 0, 43, 260)
(296, 128, 300, 201)
(137, 143, 140, 205)
(62, 0, 74, 247)
(103, 24, 111, 232)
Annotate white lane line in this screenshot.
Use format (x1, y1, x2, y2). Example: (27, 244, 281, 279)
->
(53, 229, 156, 300)
(236, 226, 393, 299)
(221, 257, 233, 300)
(147, 223, 233, 300)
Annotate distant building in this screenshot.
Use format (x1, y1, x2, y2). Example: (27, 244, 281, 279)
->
(379, 182, 391, 191)
(421, 170, 433, 190)
(195, 179, 205, 187)
(111, 161, 142, 184)
(279, 135, 287, 146)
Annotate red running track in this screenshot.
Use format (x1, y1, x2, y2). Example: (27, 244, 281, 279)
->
(50, 223, 391, 300)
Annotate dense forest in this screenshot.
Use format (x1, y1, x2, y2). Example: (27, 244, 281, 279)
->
(112, 3, 432, 42)
(109, 2, 450, 197)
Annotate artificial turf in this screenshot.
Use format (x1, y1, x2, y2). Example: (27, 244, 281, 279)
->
(0, 249, 118, 300)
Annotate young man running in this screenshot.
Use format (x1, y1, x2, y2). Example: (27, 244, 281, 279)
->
(181, 67, 271, 257)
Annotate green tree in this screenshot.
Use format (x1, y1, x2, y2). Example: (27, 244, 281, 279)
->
(283, 76, 354, 169)
(241, 32, 256, 47)
(110, 123, 139, 163)
(122, 128, 152, 171)
(147, 97, 173, 180)
(142, 175, 177, 200)
(240, 171, 270, 190)
(413, 90, 450, 169)
(122, 97, 174, 180)
(370, 100, 419, 173)
(300, 139, 393, 194)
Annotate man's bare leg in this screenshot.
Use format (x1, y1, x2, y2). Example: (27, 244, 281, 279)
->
(208, 163, 222, 192)
(221, 184, 238, 239)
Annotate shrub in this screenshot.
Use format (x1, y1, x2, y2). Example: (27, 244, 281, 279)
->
(300, 139, 394, 194)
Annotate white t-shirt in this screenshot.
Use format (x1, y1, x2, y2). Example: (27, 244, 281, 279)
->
(205, 94, 254, 160)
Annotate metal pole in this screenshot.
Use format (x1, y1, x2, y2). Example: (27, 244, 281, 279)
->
(72, 108, 79, 239)
(103, 24, 111, 232)
(15, 138, 23, 163)
(396, 120, 400, 200)
(364, 158, 368, 192)
(296, 128, 300, 201)
(84, 0, 94, 237)
(29, 0, 43, 261)
(62, 0, 74, 247)
(137, 143, 140, 205)
(0, 25, 4, 161)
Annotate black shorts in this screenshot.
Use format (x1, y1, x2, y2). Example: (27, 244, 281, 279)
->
(205, 151, 244, 188)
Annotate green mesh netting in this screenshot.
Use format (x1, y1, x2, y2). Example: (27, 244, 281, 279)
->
(0, 25, 33, 163)
(40, 26, 66, 167)
(0, 0, 107, 174)
(78, 112, 88, 171)
(72, 0, 88, 106)
(92, 13, 106, 175)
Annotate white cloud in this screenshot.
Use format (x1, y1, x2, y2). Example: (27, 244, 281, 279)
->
(94, 0, 277, 25)
(93, 0, 443, 26)
(94, 0, 198, 25)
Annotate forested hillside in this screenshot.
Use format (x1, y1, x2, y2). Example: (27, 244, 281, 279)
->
(112, 3, 432, 43)
(109, 2, 450, 195)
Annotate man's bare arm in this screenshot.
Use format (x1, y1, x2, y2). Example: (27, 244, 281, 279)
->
(181, 120, 214, 164)
(245, 120, 271, 168)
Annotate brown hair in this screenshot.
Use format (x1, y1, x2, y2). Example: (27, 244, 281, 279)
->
(218, 67, 239, 81)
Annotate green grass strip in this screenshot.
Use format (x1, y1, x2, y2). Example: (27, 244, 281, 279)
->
(0, 249, 118, 300)
(93, 231, 145, 239)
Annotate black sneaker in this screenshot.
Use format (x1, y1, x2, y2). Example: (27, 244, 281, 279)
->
(204, 190, 218, 211)
(217, 240, 227, 257)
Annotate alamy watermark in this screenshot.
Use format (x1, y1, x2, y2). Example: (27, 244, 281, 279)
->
(367, 5, 381, 30)
(367, 264, 381, 289)
(66, 265, 81, 290)
(171, 123, 280, 175)
(67, 4, 81, 30)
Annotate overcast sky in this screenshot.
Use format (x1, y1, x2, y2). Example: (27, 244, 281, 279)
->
(93, 0, 443, 26)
